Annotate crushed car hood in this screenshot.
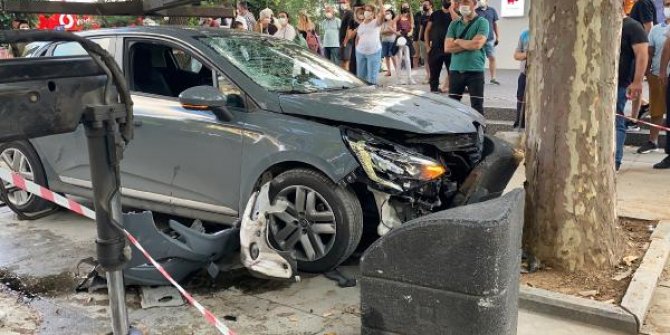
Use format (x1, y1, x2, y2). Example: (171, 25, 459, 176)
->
(278, 86, 486, 134)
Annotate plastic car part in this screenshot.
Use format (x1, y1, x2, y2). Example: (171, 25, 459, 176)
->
(122, 211, 240, 286)
(240, 182, 297, 279)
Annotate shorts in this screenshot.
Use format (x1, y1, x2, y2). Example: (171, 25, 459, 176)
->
(381, 41, 395, 58)
(648, 74, 667, 118)
(484, 40, 495, 58)
(418, 40, 428, 61)
(341, 40, 354, 61)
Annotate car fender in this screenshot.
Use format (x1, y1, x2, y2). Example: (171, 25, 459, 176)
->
(237, 111, 360, 213)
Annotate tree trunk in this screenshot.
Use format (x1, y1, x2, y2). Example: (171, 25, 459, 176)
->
(524, 0, 624, 272)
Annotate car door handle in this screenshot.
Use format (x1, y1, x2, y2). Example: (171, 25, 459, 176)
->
(133, 120, 143, 127)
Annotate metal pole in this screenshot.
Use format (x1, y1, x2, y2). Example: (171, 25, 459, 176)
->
(84, 112, 131, 335)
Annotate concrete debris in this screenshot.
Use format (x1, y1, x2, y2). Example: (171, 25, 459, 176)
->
(140, 286, 185, 309)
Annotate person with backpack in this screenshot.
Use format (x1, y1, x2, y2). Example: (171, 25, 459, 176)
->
(445, 0, 489, 115)
(274, 11, 297, 42)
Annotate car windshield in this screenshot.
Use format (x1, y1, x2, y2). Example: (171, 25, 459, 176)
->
(199, 36, 367, 93)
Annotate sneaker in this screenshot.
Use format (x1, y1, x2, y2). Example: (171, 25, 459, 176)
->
(637, 141, 659, 154)
(490, 79, 501, 85)
(627, 124, 641, 131)
(653, 156, 670, 169)
(638, 104, 650, 120)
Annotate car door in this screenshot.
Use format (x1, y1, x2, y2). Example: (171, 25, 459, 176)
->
(31, 37, 117, 185)
(120, 38, 244, 220)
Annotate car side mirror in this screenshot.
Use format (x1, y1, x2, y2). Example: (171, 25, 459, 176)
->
(179, 86, 233, 121)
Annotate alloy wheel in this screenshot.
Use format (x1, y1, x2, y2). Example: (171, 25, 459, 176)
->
(0, 148, 35, 207)
(269, 185, 337, 262)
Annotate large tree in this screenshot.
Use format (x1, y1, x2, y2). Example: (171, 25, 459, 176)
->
(524, 0, 624, 272)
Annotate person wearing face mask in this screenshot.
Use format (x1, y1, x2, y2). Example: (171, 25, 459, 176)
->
(320, 6, 342, 64)
(236, 1, 256, 32)
(397, 2, 416, 68)
(445, 0, 489, 115)
(9, 20, 30, 58)
(415, 0, 433, 81)
(381, 9, 398, 77)
(637, 0, 670, 156)
(255, 8, 278, 35)
(339, 0, 355, 70)
(274, 12, 297, 42)
(425, 0, 459, 93)
(475, 0, 500, 85)
(354, 0, 385, 85)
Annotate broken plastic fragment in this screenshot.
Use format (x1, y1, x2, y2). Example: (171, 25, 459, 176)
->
(240, 182, 297, 279)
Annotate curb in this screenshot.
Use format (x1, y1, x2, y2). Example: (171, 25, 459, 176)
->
(519, 286, 638, 334)
(519, 221, 670, 334)
(620, 220, 670, 330)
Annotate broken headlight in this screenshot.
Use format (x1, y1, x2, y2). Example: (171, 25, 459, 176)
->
(342, 129, 447, 192)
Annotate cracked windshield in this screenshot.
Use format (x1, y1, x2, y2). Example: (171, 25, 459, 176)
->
(200, 36, 366, 93)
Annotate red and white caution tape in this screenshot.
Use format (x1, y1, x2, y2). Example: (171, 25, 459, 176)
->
(0, 168, 236, 335)
(617, 114, 670, 132)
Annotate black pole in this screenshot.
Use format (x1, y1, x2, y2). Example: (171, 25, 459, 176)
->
(83, 110, 131, 335)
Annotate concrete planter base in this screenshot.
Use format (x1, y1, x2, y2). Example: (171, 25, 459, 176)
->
(519, 221, 670, 334)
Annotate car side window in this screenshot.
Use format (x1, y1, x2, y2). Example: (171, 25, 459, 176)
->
(52, 38, 112, 57)
(128, 42, 214, 98)
(128, 41, 245, 109)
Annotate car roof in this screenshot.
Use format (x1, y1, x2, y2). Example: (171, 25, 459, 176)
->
(77, 26, 259, 39)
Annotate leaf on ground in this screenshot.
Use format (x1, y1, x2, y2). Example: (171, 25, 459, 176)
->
(623, 255, 639, 266)
(612, 269, 633, 281)
(578, 290, 598, 297)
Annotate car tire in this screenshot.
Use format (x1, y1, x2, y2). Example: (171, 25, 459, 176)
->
(0, 141, 53, 215)
(268, 168, 363, 273)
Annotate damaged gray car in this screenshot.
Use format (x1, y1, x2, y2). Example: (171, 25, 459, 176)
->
(0, 27, 517, 273)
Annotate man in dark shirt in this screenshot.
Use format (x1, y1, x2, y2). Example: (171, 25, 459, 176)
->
(424, 0, 458, 92)
(339, 0, 355, 70)
(627, 0, 656, 131)
(630, 0, 657, 32)
(616, 13, 649, 170)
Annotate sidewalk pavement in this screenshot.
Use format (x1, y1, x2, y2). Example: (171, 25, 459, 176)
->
(377, 67, 520, 109)
(0, 195, 644, 334)
(377, 67, 652, 114)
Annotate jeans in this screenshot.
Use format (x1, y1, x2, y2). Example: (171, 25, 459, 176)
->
(428, 50, 451, 92)
(615, 86, 628, 169)
(324, 47, 340, 64)
(356, 49, 382, 85)
(449, 71, 485, 115)
(515, 72, 527, 128)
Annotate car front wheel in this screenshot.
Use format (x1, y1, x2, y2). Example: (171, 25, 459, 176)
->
(268, 168, 363, 273)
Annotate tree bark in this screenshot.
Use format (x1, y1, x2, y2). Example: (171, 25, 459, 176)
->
(524, 0, 624, 272)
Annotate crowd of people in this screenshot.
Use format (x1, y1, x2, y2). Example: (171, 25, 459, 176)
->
(3, 0, 665, 171)
(618, 0, 670, 170)
(210, 0, 506, 116)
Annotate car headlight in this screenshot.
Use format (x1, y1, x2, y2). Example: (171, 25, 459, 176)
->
(343, 129, 447, 192)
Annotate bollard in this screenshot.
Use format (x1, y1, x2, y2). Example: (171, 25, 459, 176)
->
(360, 189, 524, 335)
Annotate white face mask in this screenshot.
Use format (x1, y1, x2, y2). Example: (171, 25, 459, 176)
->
(459, 5, 472, 17)
(325, 12, 334, 19)
(385, 13, 392, 20)
(664, 7, 670, 19)
(278, 17, 288, 26)
(364, 10, 374, 20)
